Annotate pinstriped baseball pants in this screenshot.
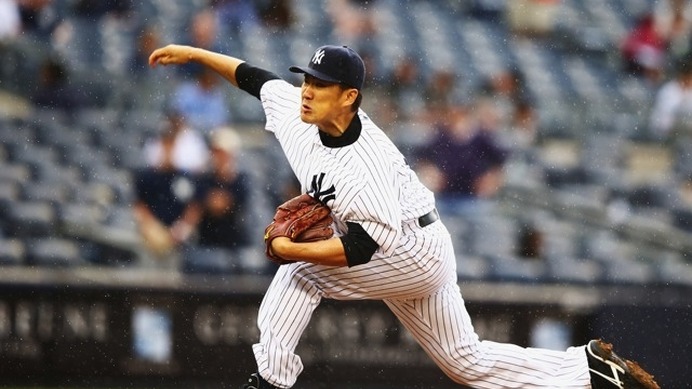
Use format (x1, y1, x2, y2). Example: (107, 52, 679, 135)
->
(252, 222, 591, 388)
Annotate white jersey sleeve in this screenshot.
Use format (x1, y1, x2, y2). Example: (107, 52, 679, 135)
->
(260, 79, 302, 136)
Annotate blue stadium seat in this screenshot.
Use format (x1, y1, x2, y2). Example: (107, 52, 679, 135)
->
(58, 202, 106, 230)
(582, 231, 633, 263)
(104, 204, 137, 231)
(70, 181, 116, 207)
(63, 144, 113, 174)
(0, 238, 25, 266)
(543, 165, 591, 188)
(672, 206, 692, 232)
(21, 180, 71, 205)
(674, 139, 692, 177)
(463, 215, 518, 258)
(25, 237, 84, 267)
(0, 162, 32, 185)
(0, 181, 20, 213)
(546, 257, 604, 284)
(657, 257, 692, 286)
(626, 184, 676, 209)
(539, 219, 583, 261)
(85, 166, 135, 204)
(3, 200, 56, 239)
(0, 124, 36, 153)
(602, 258, 656, 285)
(486, 254, 547, 283)
(62, 16, 104, 69)
(181, 246, 239, 275)
(456, 255, 491, 281)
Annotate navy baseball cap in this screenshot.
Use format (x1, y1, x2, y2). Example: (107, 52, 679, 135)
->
(289, 45, 365, 90)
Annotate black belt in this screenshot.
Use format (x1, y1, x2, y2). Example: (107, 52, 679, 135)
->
(418, 208, 440, 227)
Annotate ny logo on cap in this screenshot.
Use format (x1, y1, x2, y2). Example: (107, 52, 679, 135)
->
(311, 49, 326, 65)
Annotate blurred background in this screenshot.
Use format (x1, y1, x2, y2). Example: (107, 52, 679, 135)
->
(0, 0, 691, 388)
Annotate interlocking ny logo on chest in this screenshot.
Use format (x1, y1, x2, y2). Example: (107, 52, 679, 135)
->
(309, 173, 335, 203)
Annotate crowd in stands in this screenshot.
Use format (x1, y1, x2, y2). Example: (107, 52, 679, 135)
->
(0, 0, 691, 284)
(133, 112, 251, 270)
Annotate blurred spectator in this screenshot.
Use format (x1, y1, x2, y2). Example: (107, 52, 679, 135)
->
(133, 167, 198, 262)
(654, 0, 692, 63)
(479, 67, 531, 125)
(516, 221, 544, 260)
(326, 0, 378, 47)
(210, 0, 259, 36)
(358, 48, 398, 128)
(621, 13, 668, 84)
(501, 98, 539, 152)
(187, 8, 220, 49)
(423, 69, 460, 110)
(131, 24, 161, 77)
(648, 56, 692, 140)
(17, 0, 57, 36)
(359, 46, 385, 87)
(506, 0, 559, 37)
(414, 102, 509, 217)
(192, 127, 252, 251)
(476, 68, 538, 154)
(72, 0, 132, 19)
(30, 55, 82, 114)
(143, 109, 209, 174)
(385, 55, 425, 121)
(467, 0, 504, 21)
(484, 67, 527, 100)
(679, 172, 692, 206)
(124, 23, 170, 111)
(134, 125, 252, 264)
(171, 66, 231, 134)
(133, 124, 202, 263)
(179, 8, 224, 78)
(0, 0, 21, 41)
(258, 0, 294, 30)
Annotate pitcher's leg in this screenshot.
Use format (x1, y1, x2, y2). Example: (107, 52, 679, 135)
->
(384, 283, 591, 388)
(252, 263, 323, 388)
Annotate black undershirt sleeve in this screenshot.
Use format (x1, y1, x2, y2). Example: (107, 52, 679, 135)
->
(235, 62, 281, 99)
(340, 222, 380, 267)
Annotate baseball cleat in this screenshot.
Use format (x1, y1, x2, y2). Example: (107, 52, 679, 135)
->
(586, 339, 660, 389)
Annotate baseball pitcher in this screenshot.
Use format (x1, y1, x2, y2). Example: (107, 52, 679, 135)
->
(149, 43, 659, 389)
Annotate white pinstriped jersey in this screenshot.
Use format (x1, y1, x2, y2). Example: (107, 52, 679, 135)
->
(253, 77, 591, 389)
(260, 79, 436, 256)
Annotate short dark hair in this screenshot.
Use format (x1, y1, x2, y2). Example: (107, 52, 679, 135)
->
(352, 91, 363, 112)
(340, 84, 362, 112)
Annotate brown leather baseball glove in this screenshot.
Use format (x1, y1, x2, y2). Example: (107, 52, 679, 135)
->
(264, 193, 334, 264)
